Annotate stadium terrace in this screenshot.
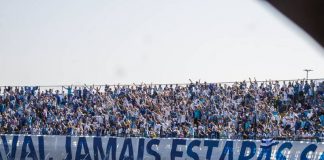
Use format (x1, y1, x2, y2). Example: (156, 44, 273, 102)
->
(0, 79, 323, 141)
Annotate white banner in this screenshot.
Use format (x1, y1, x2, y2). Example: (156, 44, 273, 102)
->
(0, 135, 323, 160)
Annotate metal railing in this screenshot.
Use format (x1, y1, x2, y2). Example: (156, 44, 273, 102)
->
(0, 78, 323, 92)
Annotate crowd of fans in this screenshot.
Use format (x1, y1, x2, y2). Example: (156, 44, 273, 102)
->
(0, 79, 324, 140)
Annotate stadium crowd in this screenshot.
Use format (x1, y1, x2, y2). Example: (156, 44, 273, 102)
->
(0, 79, 324, 140)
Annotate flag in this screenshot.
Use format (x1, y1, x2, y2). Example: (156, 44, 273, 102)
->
(261, 138, 278, 148)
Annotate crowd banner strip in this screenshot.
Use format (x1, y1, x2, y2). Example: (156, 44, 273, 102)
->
(0, 135, 323, 160)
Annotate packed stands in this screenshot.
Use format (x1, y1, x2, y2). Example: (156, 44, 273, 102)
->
(0, 79, 323, 141)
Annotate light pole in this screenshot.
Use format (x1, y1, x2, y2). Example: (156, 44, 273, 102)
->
(303, 69, 313, 80)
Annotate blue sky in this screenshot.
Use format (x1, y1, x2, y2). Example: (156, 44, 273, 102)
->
(0, 0, 323, 86)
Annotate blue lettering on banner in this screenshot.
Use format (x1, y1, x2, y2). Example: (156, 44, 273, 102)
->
(76, 137, 91, 160)
(238, 141, 256, 160)
(137, 138, 145, 160)
(1, 135, 18, 160)
(38, 136, 45, 160)
(93, 137, 105, 160)
(276, 142, 292, 160)
(203, 140, 219, 160)
(119, 138, 134, 160)
(300, 144, 317, 160)
(89, 137, 120, 160)
(219, 141, 233, 160)
(21, 136, 38, 160)
(146, 139, 161, 160)
(187, 140, 201, 160)
(65, 136, 72, 160)
(106, 138, 117, 160)
(170, 139, 186, 160)
(257, 142, 278, 160)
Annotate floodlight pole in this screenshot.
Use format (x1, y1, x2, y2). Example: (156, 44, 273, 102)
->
(303, 69, 313, 80)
